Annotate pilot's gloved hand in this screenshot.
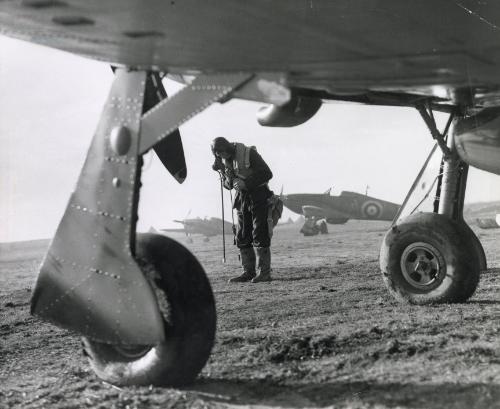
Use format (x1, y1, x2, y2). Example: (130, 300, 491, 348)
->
(212, 157, 224, 171)
(225, 167, 235, 180)
(233, 178, 246, 191)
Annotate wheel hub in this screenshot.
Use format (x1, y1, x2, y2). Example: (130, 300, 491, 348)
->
(401, 242, 444, 290)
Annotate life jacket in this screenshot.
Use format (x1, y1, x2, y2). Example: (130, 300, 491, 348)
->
(224, 142, 255, 180)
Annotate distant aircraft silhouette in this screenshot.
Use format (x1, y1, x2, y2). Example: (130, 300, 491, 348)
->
(281, 188, 400, 235)
(158, 213, 295, 242)
(159, 217, 234, 243)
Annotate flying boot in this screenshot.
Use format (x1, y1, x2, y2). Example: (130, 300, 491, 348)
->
(228, 246, 256, 283)
(251, 246, 272, 283)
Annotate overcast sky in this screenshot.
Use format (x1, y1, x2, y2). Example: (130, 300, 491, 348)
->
(1, 36, 500, 242)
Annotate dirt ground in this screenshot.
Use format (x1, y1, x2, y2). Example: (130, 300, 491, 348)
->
(1, 220, 499, 409)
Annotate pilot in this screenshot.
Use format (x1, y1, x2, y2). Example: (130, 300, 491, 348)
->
(211, 136, 274, 283)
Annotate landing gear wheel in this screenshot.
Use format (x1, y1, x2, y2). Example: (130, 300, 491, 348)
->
(380, 213, 480, 304)
(82, 233, 216, 386)
(456, 220, 485, 301)
(461, 221, 487, 272)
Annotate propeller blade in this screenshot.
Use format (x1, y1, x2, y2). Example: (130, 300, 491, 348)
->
(153, 130, 187, 183)
(143, 72, 187, 184)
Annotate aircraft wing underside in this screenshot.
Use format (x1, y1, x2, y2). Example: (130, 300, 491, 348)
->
(2, 0, 500, 107)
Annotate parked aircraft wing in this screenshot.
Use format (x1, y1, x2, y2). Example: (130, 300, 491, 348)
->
(160, 228, 187, 233)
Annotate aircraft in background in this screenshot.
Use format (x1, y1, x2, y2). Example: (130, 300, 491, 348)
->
(281, 188, 400, 235)
(2, 0, 498, 387)
(158, 217, 233, 242)
(157, 214, 294, 241)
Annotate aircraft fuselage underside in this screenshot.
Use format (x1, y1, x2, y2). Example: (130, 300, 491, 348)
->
(2, 0, 500, 109)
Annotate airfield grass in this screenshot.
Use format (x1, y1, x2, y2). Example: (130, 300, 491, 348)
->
(1, 221, 500, 408)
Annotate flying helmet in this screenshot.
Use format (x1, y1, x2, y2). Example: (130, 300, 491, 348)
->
(211, 137, 232, 155)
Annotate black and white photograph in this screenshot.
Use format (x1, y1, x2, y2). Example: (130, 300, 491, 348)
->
(1, 2, 500, 408)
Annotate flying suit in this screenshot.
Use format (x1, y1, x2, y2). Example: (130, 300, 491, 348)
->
(223, 143, 274, 249)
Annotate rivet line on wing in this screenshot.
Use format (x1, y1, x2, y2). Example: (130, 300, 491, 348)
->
(50, 254, 121, 280)
(141, 84, 189, 119)
(190, 85, 230, 91)
(69, 203, 127, 221)
(141, 82, 231, 120)
(38, 256, 120, 315)
(154, 88, 232, 142)
(104, 156, 135, 165)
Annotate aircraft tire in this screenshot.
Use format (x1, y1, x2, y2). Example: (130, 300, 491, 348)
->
(460, 221, 487, 271)
(379, 212, 480, 304)
(82, 233, 216, 386)
(456, 220, 485, 301)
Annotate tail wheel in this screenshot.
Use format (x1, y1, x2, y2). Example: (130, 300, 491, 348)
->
(82, 233, 216, 386)
(380, 212, 480, 304)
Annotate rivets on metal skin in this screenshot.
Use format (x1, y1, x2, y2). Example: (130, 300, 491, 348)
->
(110, 126, 132, 155)
(112, 177, 121, 188)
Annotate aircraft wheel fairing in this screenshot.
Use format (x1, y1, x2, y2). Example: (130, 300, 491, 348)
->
(380, 213, 480, 304)
(83, 233, 216, 386)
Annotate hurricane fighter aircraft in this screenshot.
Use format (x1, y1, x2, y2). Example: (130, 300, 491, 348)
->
(160, 217, 234, 242)
(1, 0, 497, 387)
(281, 188, 400, 235)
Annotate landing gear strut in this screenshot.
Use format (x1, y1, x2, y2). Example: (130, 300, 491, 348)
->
(30, 68, 252, 385)
(380, 104, 485, 304)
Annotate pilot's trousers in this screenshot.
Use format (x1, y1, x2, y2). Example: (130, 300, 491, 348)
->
(235, 189, 272, 249)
